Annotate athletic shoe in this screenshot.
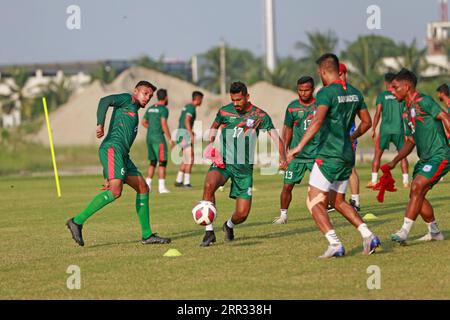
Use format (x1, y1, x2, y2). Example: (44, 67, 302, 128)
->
(318, 245, 345, 258)
(174, 182, 183, 187)
(327, 204, 335, 213)
(366, 181, 378, 189)
(66, 218, 84, 247)
(390, 229, 408, 245)
(222, 222, 234, 242)
(363, 234, 381, 255)
(183, 184, 193, 189)
(141, 233, 171, 244)
(417, 232, 444, 242)
(158, 188, 171, 194)
(272, 215, 288, 224)
(349, 199, 361, 214)
(200, 231, 216, 247)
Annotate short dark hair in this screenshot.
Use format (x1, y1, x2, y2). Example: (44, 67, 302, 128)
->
(157, 89, 167, 101)
(436, 83, 449, 97)
(135, 80, 157, 91)
(385, 72, 396, 83)
(394, 68, 417, 87)
(230, 81, 248, 95)
(316, 53, 339, 73)
(192, 91, 204, 100)
(297, 76, 315, 87)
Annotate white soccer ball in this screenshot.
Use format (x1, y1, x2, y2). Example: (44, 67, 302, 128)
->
(192, 201, 217, 226)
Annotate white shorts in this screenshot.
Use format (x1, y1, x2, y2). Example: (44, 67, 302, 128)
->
(309, 163, 349, 194)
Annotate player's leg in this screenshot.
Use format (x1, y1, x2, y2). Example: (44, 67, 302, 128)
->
(175, 136, 186, 187)
(157, 142, 170, 193)
(125, 173, 171, 244)
(145, 143, 158, 190)
(395, 135, 410, 188)
(349, 168, 361, 213)
(67, 147, 125, 246)
(222, 198, 252, 242)
(275, 184, 295, 224)
(200, 168, 228, 247)
(329, 187, 380, 254)
(417, 199, 444, 241)
(182, 145, 195, 188)
(368, 135, 385, 188)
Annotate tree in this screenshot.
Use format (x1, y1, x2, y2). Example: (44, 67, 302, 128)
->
(394, 39, 429, 76)
(263, 57, 307, 90)
(90, 63, 118, 84)
(0, 67, 31, 120)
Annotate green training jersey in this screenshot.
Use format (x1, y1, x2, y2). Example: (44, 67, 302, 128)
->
(214, 103, 275, 174)
(315, 82, 367, 165)
(178, 104, 196, 130)
(376, 90, 405, 135)
(284, 99, 319, 162)
(97, 93, 140, 154)
(144, 104, 169, 144)
(404, 93, 449, 161)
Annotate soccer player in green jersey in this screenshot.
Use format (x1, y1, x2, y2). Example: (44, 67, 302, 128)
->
(288, 53, 381, 258)
(387, 69, 450, 244)
(66, 81, 171, 246)
(436, 83, 450, 142)
(273, 76, 319, 224)
(368, 73, 410, 189)
(175, 91, 204, 188)
(199, 81, 288, 247)
(142, 89, 174, 194)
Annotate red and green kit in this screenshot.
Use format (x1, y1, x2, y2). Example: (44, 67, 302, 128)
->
(404, 93, 450, 188)
(144, 104, 169, 162)
(210, 103, 275, 200)
(376, 90, 406, 151)
(97, 93, 142, 181)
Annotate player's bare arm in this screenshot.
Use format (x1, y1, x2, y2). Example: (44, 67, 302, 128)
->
(387, 136, 416, 169)
(268, 128, 288, 170)
(350, 108, 372, 142)
(372, 103, 382, 139)
(185, 114, 194, 141)
(142, 118, 149, 129)
(437, 111, 450, 134)
(282, 125, 293, 153)
(161, 118, 174, 148)
(288, 104, 328, 162)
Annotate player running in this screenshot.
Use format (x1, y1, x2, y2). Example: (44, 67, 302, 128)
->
(273, 76, 319, 224)
(368, 73, 410, 189)
(66, 81, 171, 246)
(200, 81, 287, 247)
(287, 53, 381, 258)
(175, 91, 204, 188)
(142, 89, 174, 194)
(386, 69, 450, 244)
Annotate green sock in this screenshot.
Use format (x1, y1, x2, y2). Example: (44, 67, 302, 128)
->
(73, 190, 115, 225)
(136, 193, 153, 239)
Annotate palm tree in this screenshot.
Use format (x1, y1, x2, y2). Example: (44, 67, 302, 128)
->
(395, 39, 429, 76)
(263, 57, 307, 90)
(0, 67, 31, 120)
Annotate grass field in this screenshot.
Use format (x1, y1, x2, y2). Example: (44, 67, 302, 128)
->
(1, 164, 449, 299)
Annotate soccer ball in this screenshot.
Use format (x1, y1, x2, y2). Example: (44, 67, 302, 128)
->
(192, 201, 217, 226)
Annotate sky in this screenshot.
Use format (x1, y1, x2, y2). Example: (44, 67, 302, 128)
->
(0, 0, 442, 65)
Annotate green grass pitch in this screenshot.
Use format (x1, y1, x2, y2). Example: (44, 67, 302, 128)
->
(1, 165, 449, 299)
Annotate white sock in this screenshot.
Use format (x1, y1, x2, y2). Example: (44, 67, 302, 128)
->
(145, 178, 152, 187)
(184, 173, 191, 185)
(227, 219, 235, 229)
(358, 223, 373, 238)
(206, 224, 214, 231)
(176, 171, 184, 183)
(372, 172, 378, 183)
(158, 179, 166, 190)
(401, 217, 415, 234)
(351, 194, 360, 207)
(325, 230, 341, 246)
(403, 174, 409, 184)
(280, 209, 288, 218)
(427, 221, 440, 234)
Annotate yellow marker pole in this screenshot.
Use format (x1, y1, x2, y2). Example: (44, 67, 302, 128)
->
(42, 97, 61, 198)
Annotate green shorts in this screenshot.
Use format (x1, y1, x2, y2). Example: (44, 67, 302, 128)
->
(147, 141, 168, 162)
(377, 133, 405, 151)
(413, 158, 450, 189)
(176, 130, 193, 150)
(315, 158, 353, 182)
(209, 164, 253, 200)
(284, 160, 314, 185)
(99, 146, 141, 181)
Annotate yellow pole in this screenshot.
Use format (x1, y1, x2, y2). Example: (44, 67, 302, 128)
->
(42, 97, 61, 198)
